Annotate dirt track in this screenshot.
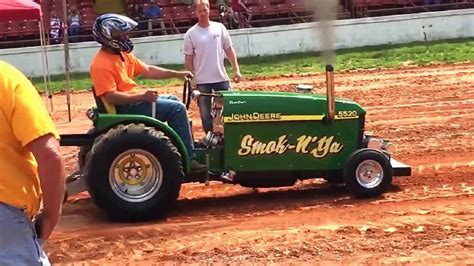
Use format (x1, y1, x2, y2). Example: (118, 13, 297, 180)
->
(46, 63, 474, 264)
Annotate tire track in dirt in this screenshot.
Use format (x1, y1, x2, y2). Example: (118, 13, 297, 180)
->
(48, 195, 474, 264)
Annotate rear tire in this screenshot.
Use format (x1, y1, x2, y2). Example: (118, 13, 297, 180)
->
(343, 149, 392, 198)
(86, 124, 184, 221)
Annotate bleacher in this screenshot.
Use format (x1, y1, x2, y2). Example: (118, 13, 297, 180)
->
(0, 0, 96, 48)
(0, 0, 472, 49)
(348, 0, 472, 18)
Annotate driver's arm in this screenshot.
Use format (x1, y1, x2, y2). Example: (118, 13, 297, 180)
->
(102, 91, 145, 105)
(140, 64, 190, 80)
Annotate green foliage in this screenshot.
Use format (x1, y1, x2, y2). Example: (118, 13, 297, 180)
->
(32, 38, 474, 93)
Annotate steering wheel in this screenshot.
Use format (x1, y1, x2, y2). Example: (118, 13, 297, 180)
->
(182, 76, 193, 110)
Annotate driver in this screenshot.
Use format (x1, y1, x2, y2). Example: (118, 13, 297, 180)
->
(89, 13, 207, 175)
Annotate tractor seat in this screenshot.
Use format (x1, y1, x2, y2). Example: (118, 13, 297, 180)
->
(91, 87, 116, 114)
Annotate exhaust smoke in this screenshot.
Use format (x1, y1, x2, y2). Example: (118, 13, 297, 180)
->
(306, 0, 338, 120)
(308, 0, 337, 65)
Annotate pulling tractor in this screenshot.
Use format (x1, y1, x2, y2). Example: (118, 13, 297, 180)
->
(61, 65, 411, 221)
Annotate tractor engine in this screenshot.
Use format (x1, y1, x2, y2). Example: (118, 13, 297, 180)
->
(201, 96, 224, 149)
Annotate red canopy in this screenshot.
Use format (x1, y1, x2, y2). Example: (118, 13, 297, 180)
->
(0, 0, 42, 22)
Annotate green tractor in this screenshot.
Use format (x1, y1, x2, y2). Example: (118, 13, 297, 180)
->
(61, 65, 411, 221)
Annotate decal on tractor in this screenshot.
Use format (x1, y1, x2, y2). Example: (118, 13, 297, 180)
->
(238, 134, 344, 158)
(336, 110, 359, 119)
(228, 100, 247, 105)
(224, 113, 327, 123)
(227, 112, 282, 122)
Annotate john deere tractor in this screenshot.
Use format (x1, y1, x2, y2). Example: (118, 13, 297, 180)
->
(61, 65, 411, 221)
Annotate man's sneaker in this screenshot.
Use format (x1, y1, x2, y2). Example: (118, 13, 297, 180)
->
(194, 140, 207, 148)
(190, 159, 208, 174)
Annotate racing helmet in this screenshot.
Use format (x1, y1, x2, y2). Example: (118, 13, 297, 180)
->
(92, 13, 138, 53)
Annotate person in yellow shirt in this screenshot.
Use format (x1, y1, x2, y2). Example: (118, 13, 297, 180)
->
(90, 13, 207, 174)
(0, 61, 65, 265)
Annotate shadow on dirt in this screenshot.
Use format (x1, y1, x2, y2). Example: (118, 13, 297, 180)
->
(61, 182, 403, 225)
(168, 182, 402, 220)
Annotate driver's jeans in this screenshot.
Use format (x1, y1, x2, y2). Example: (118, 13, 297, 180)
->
(115, 95, 196, 159)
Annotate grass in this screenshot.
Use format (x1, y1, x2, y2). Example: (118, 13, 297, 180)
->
(32, 38, 474, 94)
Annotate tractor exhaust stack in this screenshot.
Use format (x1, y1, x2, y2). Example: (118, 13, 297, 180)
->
(325, 64, 336, 121)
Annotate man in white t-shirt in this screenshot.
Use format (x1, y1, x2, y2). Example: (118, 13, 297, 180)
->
(183, 0, 242, 133)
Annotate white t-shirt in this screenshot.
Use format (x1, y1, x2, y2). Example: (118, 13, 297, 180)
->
(183, 21, 232, 84)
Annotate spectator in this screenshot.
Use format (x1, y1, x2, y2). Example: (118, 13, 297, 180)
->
(49, 10, 62, 44)
(68, 7, 81, 42)
(230, 0, 251, 28)
(183, 0, 242, 133)
(217, 0, 230, 6)
(0, 61, 65, 265)
(129, 3, 147, 36)
(216, 0, 234, 29)
(424, 0, 442, 5)
(144, 0, 166, 35)
(129, 3, 143, 20)
(424, 0, 442, 11)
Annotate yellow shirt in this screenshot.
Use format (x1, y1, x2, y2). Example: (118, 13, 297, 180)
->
(0, 61, 59, 218)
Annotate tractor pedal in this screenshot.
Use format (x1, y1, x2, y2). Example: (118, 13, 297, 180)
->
(66, 172, 88, 196)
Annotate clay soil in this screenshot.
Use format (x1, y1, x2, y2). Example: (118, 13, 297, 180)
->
(46, 63, 474, 265)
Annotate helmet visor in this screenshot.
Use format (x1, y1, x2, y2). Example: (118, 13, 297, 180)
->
(111, 29, 129, 41)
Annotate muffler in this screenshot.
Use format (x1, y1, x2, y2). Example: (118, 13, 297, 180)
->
(325, 64, 335, 120)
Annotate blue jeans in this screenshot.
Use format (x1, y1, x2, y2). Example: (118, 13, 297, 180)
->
(115, 94, 196, 158)
(197, 81, 231, 133)
(0, 203, 50, 266)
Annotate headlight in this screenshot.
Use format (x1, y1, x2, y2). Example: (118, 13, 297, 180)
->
(383, 142, 396, 154)
(367, 137, 396, 154)
(367, 138, 382, 150)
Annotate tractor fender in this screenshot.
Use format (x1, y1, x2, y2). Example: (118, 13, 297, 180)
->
(93, 113, 190, 174)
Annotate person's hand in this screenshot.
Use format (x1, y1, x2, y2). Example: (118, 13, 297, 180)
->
(141, 90, 158, 102)
(35, 210, 60, 241)
(176, 71, 193, 80)
(233, 70, 242, 83)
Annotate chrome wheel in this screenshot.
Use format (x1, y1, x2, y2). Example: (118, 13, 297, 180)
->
(109, 149, 163, 203)
(355, 159, 384, 189)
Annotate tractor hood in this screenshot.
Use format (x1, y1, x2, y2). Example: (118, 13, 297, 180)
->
(220, 91, 365, 120)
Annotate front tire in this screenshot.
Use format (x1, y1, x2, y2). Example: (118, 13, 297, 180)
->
(343, 149, 393, 198)
(86, 124, 184, 221)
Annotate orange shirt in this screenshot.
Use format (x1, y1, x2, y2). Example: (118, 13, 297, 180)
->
(0, 61, 59, 218)
(90, 49, 146, 97)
